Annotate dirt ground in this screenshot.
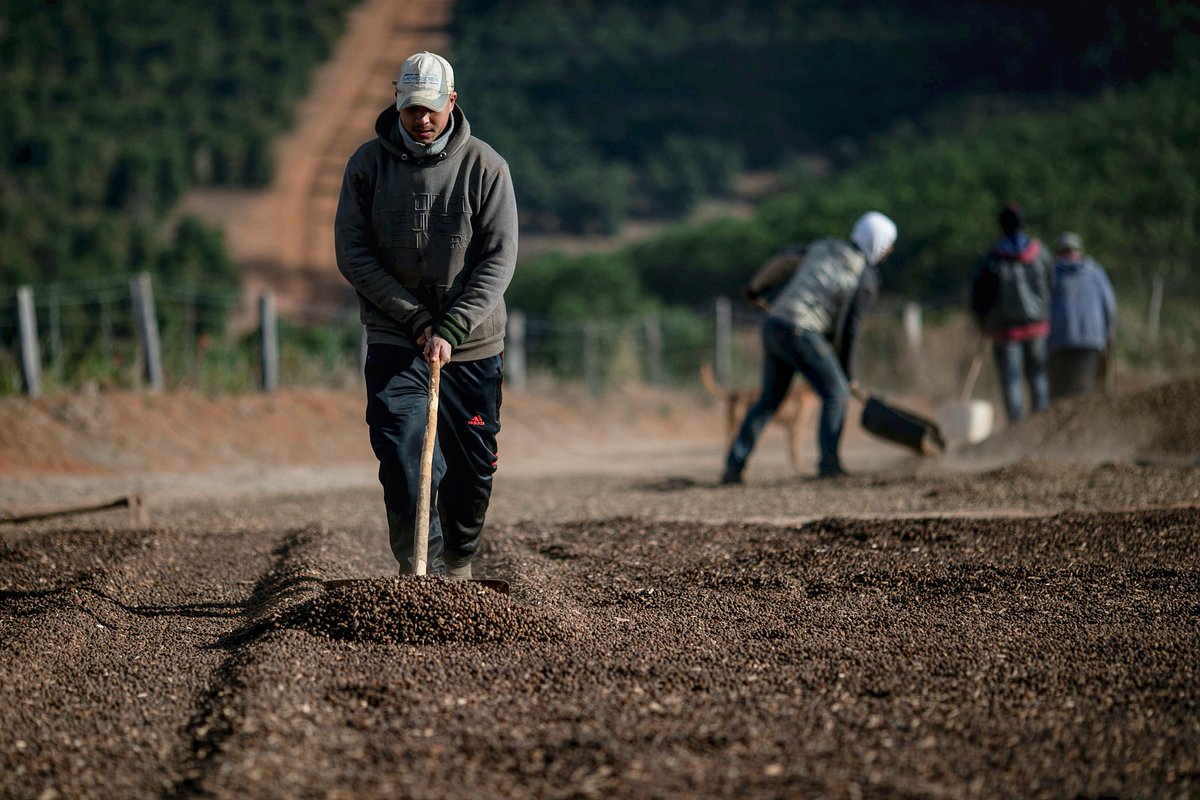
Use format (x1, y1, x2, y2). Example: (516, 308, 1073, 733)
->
(2, 377, 1199, 799)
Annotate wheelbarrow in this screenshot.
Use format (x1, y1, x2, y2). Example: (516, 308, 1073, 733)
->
(852, 384, 944, 457)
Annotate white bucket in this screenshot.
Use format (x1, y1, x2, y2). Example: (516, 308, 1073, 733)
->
(939, 340, 995, 448)
(935, 400, 994, 447)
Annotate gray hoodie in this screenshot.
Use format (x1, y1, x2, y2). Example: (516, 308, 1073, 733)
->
(334, 104, 519, 360)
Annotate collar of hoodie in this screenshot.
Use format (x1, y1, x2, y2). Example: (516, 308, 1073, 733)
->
(398, 114, 456, 160)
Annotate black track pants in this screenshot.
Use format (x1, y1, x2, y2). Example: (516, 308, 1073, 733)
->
(364, 344, 502, 574)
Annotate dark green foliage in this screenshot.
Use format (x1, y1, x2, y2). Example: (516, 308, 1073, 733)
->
(3, 0, 1198, 389)
(0, 0, 357, 392)
(156, 218, 233, 289)
(274, 315, 364, 390)
(629, 217, 778, 303)
(0, 0, 357, 295)
(518, 73, 1200, 366)
(450, 0, 1199, 233)
(508, 250, 648, 319)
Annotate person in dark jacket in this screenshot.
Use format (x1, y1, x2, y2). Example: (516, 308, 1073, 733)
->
(1047, 232, 1116, 399)
(334, 51, 519, 579)
(721, 211, 897, 483)
(968, 204, 1053, 423)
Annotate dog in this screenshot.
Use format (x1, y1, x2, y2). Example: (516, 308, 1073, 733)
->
(700, 363, 817, 471)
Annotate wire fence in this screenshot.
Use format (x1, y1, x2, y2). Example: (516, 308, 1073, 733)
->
(2, 272, 1194, 399)
(1, 274, 746, 397)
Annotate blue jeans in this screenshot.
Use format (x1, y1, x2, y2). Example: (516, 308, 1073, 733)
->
(992, 337, 1048, 423)
(724, 318, 849, 478)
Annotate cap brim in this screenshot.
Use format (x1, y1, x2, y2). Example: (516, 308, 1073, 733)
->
(397, 91, 450, 112)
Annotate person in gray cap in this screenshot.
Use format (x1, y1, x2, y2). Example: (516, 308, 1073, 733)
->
(335, 51, 519, 579)
(1047, 232, 1117, 399)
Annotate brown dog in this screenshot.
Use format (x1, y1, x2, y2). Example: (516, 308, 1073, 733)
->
(700, 363, 817, 471)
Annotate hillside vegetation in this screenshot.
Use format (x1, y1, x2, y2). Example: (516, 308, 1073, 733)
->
(1, 1, 1198, 388)
(5, 0, 1195, 293)
(451, 0, 1198, 234)
(0, 0, 356, 292)
(509, 73, 1200, 368)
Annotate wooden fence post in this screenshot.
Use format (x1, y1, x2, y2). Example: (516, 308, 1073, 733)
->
(131, 273, 164, 391)
(583, 322, 600, 394)
(260, 291, 278, 394)
(16, 286, 42, 398)
(714, 296, 732, 386)
(903, 302, 923, 389)
(506, 310, 527, 389)
(644, 314, 663, 386)
(1147, 274, 1163, 343)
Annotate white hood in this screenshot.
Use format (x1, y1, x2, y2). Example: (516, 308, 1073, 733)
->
(850, 211, 898, 266)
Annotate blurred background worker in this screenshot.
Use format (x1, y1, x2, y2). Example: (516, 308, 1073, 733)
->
(1047, 232, 1117, 399)
(969, 204, 1054, 423)
(721, 211, 897, 483)
(335, 52, 519, 579)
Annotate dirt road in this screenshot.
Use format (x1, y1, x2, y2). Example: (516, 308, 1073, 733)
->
(2, 379, 1198, 799)
(179, 0, 453, 326)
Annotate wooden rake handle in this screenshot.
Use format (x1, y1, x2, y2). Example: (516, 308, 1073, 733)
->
(414, 359, 441, 576)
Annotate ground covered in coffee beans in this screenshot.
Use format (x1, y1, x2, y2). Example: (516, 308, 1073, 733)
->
(2, 378, 1198, 799)
(274, 576, 577, 645)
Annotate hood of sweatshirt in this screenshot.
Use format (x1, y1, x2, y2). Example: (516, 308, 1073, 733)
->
(1054, 257, 1097, 279)
(992, 233, 1041, 263)
(373, 103, 470, 164)
(849, 210, 898, 266)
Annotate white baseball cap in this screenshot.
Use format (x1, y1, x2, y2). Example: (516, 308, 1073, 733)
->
(394, 51, 455, 112)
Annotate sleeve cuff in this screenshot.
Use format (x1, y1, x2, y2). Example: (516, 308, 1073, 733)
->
(435, 316, 470, 348)
(408, 311, 435, 340)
